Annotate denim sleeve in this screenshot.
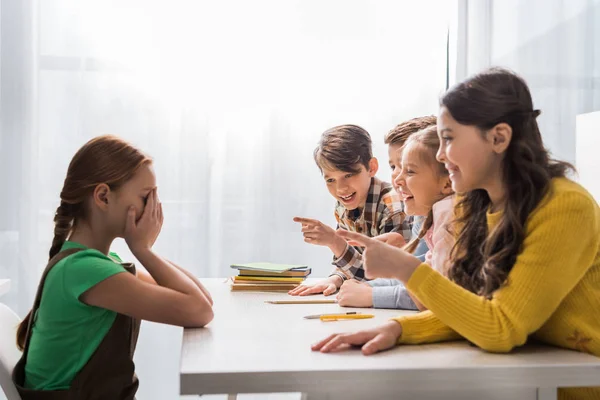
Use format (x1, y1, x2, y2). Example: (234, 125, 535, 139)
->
(366, 219, 427, 310)
(367, 278, 402, 287)
(371, 283, 419, 310)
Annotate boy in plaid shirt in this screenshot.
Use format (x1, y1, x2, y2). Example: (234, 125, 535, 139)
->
(290, 124, 411, 296)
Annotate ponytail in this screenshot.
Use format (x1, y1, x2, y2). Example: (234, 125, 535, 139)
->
(48, 201, 77, 259)
(404, 211, 434, 254)
(17, 201, 77, 350)
(16, 310, 32, 351)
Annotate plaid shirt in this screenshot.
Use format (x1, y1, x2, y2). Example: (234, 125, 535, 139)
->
(330, 177, 412, 282)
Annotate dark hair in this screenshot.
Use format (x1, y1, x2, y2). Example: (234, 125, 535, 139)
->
(17, 135, 152, 350)
(384, 115, 437, 147)
(443, 67, 574, 297)
(314, 125, 373, 173)
(401, 126, 450, 254)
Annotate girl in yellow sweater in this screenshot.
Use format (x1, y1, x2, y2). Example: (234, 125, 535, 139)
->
(312, 68, 600, 399)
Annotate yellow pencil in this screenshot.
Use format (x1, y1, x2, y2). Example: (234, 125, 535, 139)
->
(320, 314, 375, 321)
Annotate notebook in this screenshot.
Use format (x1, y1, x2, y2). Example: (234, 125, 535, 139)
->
(230, 262, 308, 273)
(237, 268, 311, 278)
(230, 282, 299, 292)
(233, 275, 305, 283)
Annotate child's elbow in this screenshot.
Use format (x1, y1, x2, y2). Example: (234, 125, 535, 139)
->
(187, 306, 214, 328)
(197, 308, 214, 327)
(181, 292, 214, 327)
(476, 341, 516, 353)
(194, 296, 214, 326)
(474, 331, 526, 353)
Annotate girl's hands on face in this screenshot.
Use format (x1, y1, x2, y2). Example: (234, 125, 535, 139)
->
(124, 189, 163, 255)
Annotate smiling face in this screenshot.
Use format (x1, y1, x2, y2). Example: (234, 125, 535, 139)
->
(387, 143, 403, 192)
(321, 158, 378, 210)
(436, 107, 498, 193)
(395, 142, 450, 216)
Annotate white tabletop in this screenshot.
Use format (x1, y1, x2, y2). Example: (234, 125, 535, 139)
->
(0, 279, 10, 297)
(181, 279, 600, 399)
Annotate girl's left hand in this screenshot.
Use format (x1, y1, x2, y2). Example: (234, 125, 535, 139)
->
(125, 189, 163, 254)
(337, 230, 421, 282)
(311, 320, 403, 355)
(148, 190, 164, 247)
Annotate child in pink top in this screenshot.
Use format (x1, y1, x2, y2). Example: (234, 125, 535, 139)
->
(338, 126, 455, 310)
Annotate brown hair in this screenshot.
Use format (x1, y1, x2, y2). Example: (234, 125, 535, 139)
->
(401, 126, 451, 254)
(314, 125, 373, 173)
(17, 135, 152, 350)
(384, 115, 437, 147)
(442, 68, 574, 298)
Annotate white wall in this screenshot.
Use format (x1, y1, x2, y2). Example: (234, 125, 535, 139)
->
(576, 111, 600, 202)
(454, 0, 600, 164)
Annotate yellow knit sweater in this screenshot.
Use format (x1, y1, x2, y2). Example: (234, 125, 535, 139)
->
(393, 178, 600, 399)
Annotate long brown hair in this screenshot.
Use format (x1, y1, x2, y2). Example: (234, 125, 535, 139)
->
(443, 68, 574, 297)
(17, 135, 152, 350)
(401, 126, 451, 254)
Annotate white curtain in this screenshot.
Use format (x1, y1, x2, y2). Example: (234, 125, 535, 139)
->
(452, 0, 600, 164)
(0, 0, 452, 398)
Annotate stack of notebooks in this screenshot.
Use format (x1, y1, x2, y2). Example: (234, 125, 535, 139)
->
(230, 262, 311, 292)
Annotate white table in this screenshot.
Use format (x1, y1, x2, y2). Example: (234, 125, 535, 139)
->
(0, 279, 10, 297)
(180, 279, 600, 400)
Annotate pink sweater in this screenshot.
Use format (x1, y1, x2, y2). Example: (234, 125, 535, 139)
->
(424, 195, 455, 275)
